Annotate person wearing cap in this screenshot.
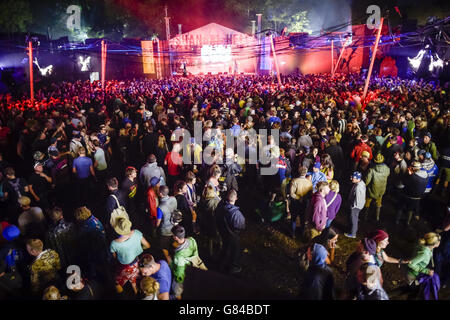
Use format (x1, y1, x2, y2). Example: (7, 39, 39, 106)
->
(140, 154, 166, 190)
(406, 232, 441, 299)
(28, 161, 52, 210)
(110, 216, 150, 295)
(419, 151, 439, 194)
(345, 171, 366, 238)
(146, 176, 161, 231)
(307, 162, 327, 193)
(351, 134, 373, 170)
(420, 132, 438, 162)
(362, 153, 390, 221)
(396, 161, 428, 225)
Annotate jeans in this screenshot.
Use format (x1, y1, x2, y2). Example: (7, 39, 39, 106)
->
(350, 207, 361, 236)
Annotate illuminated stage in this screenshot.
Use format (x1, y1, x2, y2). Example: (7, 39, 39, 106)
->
(169, 23, 258, 75)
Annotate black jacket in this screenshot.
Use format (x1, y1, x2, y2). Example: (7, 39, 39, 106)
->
(216, 200, 245, 238)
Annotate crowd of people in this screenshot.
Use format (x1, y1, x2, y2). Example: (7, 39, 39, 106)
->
(0, 72, 448, 300)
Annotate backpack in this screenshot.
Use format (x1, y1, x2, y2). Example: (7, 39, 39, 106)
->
(169, 209, 183, 226)
(298, 245, 313, 273)
(109, 195, 130, 228)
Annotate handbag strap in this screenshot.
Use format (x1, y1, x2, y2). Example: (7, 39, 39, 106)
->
(111, 195, 121, 208)
(326, 192, 338, 208)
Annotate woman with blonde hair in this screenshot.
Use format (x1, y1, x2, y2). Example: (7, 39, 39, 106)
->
(201, 185, 222, 256)
(407, 232, 441, 299)
(320, 154, 334, 182)
(156, 134, 169, 167)
(140, 276, 160, 300)
(42, 285, 68, 300)
(324, 180, 342, 228)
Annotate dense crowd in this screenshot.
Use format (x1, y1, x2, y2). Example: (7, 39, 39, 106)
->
(0, 73, 448, 300)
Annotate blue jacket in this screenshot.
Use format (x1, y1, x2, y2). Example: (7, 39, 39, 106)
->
(308, 171, 327, 192)
(421, 160, 439, 193)
(216, 200, 245, 237)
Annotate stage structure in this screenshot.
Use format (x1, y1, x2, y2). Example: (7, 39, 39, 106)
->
(168, 23, 258, 75)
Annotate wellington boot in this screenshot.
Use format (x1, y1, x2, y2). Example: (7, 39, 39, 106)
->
(375, 207, 381, 222)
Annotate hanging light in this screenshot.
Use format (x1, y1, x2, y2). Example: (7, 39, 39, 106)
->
(408, 49, 426, 71)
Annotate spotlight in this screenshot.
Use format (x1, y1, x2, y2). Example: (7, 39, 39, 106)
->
(408, 49, 426, 71)
(429, 53, 443, 72)
(79, 56, 91, 71)
(33, 58, 53, 76)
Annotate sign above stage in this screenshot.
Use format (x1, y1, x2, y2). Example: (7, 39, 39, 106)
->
(169, 23, 256, 47)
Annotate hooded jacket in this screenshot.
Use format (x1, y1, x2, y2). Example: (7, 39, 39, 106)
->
(139, 162, 166, 189)
(404, 170, 428, 199)
(216, 200, 245, 237)
(365, 163, 390, 199)
(310, 192, 328, 232)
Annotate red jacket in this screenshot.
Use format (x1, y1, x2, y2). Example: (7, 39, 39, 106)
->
(351, 142, 373, 163)
(146, 187, 159, 225)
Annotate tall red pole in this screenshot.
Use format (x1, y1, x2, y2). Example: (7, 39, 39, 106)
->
(363, 17, 384, 101)
(331, 39, 334, 76)
(28, 41, 34, 102)
(101, 40, 107, 90)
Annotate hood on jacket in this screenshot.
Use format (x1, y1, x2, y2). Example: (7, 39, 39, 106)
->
(311, 243, 328, 268)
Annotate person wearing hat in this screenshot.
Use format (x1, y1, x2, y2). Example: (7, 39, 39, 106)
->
(28, 161, 52, 211)
(419, 151, 439, 194)
(308, 162, 327, 193)
(110, 216, 150, 295)
(420, 132, 438, 162)
(396, 161, 428, 225)
(369, 229, 410, 269)
(407, 232, 441, 299)
(344, 237, 378, 299)
(362, 153, 390, 221)
(351, 135, 373, 170)
(345, 171, 366, 238)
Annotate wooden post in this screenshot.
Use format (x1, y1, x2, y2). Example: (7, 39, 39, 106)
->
(28, 41, 34, 102)
(363, 17, 384, 100)
(270, 34, 282, 86)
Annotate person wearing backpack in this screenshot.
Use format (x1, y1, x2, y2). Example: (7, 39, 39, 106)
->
(106, 177, 127, 226)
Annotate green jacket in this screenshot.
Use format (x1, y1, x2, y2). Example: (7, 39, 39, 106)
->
(423, 142, 438, 162)
(170, 237, 199, 283)
(407, 245, 433, 279)
(365, 163, 390, 200)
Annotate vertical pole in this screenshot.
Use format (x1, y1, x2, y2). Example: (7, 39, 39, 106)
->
(331, 39, 334, 76)
(333, 42, 347, 75)
(256, 14, 262, 75)
(155, 38, 162, 79)
(101, 40, 107, 90)
(178, 24, 182, 35)
(164, 5, 172, 77)
(28, 41, 34, 102)
(270, 34, 281, 86)
(251, 20, 256, 37)
(363, 17, 384, 100)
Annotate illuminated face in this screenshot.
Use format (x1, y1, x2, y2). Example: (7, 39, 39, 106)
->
(379, 238, 389, 249)
(423, 136, 430, 144)
(139, 267, 154, 277)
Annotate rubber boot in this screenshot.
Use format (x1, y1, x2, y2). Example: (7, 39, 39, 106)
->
(375, 207, 381, 222)
(406, 211, 414, 226)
